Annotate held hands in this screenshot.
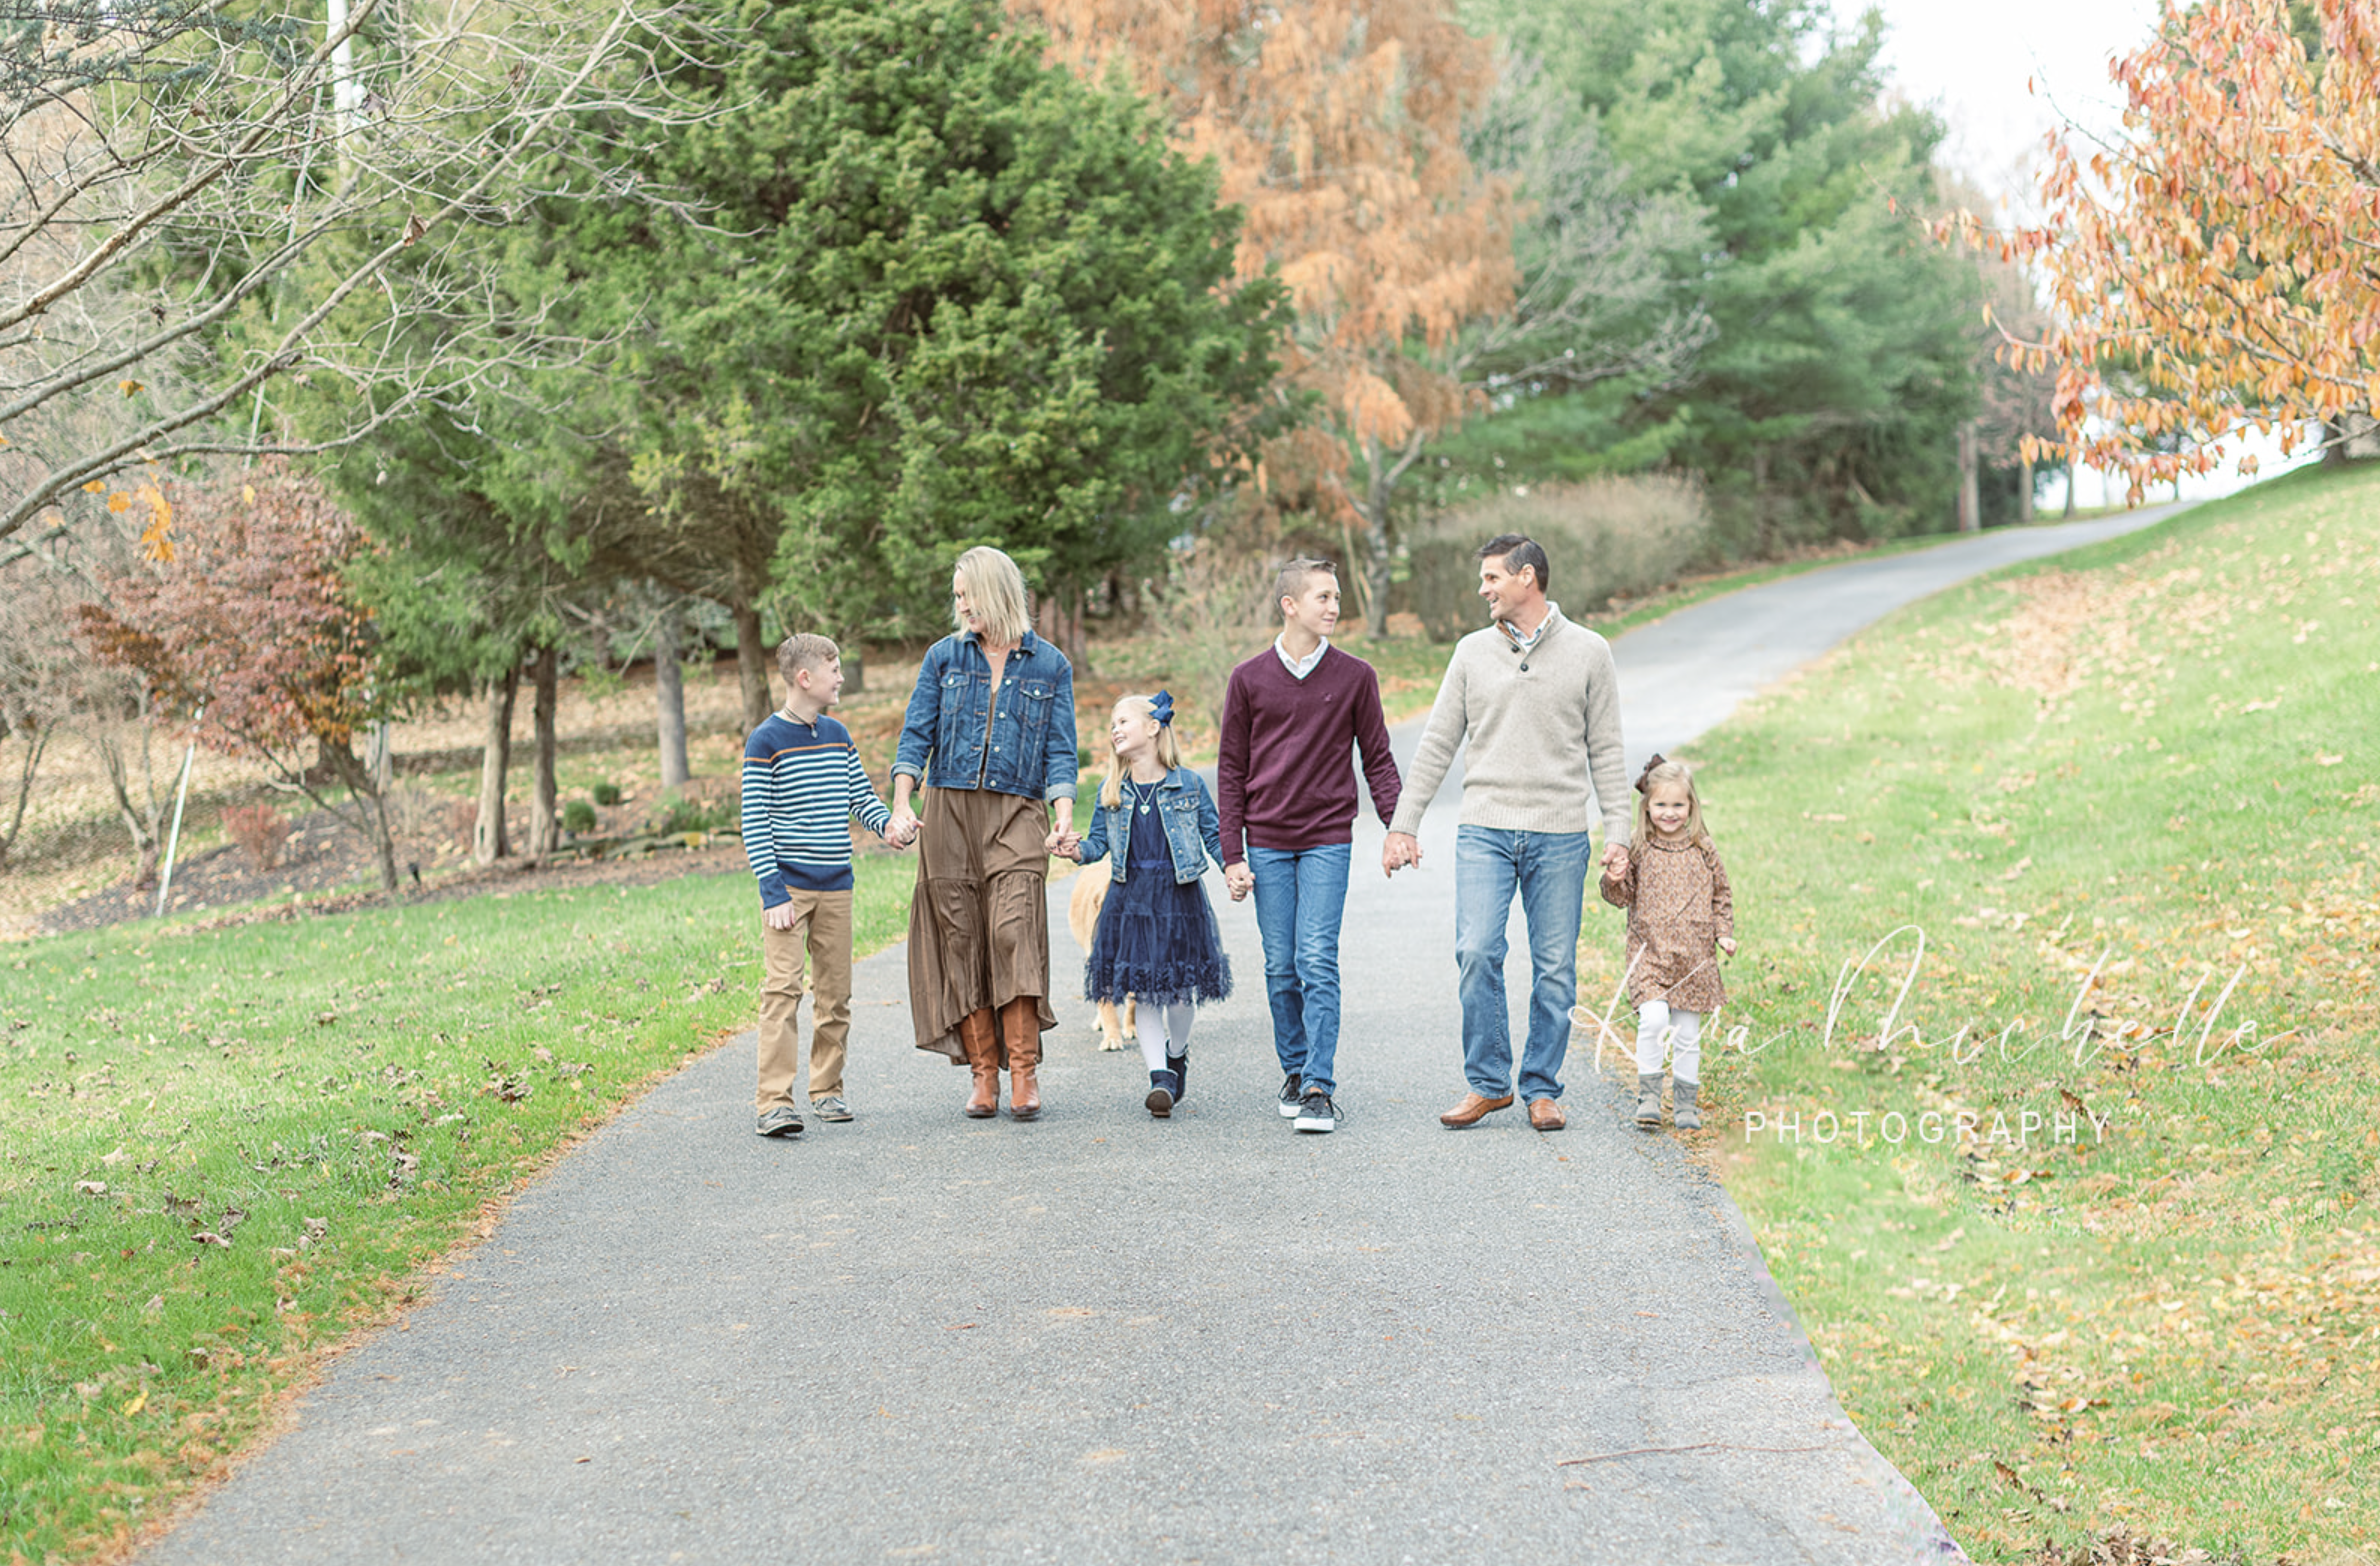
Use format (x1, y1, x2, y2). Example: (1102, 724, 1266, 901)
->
(1600, 841, 1630, 876)
(1381, 831, 1421, 877)
(1046, 830, 1083, 861)
(1719, 936, 1737, 958)
(887, 803, 921, 849)
(1224, 863, 1255, 902)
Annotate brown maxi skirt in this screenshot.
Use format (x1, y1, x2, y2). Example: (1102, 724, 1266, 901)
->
(907, 786, 1058, 1064)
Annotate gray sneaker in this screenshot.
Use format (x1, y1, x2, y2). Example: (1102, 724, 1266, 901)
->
(1672, 1080, 1700, 1131)
(811, 1095, 854, 1123)
(1634, 1072, 1663, 1130)
(756, 1105, 806, 1138)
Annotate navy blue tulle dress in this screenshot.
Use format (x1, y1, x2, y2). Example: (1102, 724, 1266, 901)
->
(1083, 803, 1232, 1008)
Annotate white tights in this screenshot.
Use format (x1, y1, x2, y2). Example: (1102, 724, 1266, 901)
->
(1634, 1001, 1703, 1085)
(1140, 1003, 1195, 1072)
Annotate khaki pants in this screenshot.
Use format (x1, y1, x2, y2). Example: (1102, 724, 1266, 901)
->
(757, 890, 854, 1109)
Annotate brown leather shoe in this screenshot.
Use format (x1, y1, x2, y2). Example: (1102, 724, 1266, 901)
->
(1528, 1098, 1567, 1132)
(957, 1009, 1000, 1119)
(1439, 1091, 1515, 1128)
(1001, 996, 1042, 1121)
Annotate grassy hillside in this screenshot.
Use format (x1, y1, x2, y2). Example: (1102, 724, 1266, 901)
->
(1615, 466, 2379, 1560)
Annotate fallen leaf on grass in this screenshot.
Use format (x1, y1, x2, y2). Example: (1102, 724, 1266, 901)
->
(191, 1232, 229, 1248)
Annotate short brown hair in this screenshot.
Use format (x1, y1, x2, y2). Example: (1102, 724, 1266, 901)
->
(1476, 533, 1550, 593)
(1274, 556, 1337, 618)
(776, 633, 839, 682)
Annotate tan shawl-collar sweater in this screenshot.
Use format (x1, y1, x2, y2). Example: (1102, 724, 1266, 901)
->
(1387, 607, 1631, 844)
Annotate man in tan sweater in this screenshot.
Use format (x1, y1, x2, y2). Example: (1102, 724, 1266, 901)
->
(1383, 534, 1631, 1132)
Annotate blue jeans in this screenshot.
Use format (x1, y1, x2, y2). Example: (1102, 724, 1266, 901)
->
(1454, 826, 1594, 1103)
(1246, 843, 1351, 1094)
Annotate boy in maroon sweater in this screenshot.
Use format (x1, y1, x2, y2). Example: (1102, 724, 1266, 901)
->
(1218, 558, 1404, 1133)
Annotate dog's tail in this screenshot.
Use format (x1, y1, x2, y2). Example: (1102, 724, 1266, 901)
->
(1067, 871, 1108, 951)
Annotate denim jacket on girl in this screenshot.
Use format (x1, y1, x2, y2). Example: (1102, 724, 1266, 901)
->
(893, 629, 1078, 801)
(1073, 766, 1223, 886)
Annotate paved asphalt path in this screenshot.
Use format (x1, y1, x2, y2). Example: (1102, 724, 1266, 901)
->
(146, 513, 2177, 1565)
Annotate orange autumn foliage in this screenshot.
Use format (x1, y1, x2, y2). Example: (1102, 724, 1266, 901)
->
(1010, 0, 1514, 621)
(1957, 0, 2380, 498)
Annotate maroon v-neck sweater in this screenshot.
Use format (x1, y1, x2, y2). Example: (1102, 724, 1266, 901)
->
(1216, 645, 1403, 865)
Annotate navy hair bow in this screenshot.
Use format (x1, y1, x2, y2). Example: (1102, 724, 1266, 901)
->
(1149, 690, 1175, 728)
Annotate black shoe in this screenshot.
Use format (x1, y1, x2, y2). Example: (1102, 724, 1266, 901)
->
(1166, 1052, 1188, 1106)
(1145, 1070, 1179, 1118)
(1277, 1072, 1303, 1119)
(1293, 1089, 1337, 1134)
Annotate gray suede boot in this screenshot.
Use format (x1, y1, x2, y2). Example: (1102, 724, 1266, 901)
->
(1673, 1079, 1701, 1131)
(1634, 1072, 1663, 1129)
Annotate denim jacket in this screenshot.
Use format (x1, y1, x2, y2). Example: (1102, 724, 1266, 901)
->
(893, 629, 1078, 802)
(1073, 766, 1223, 886)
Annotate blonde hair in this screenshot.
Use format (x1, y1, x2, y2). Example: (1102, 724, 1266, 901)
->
(952, 545, 1031, 647)
(1633, 758, 1713, 848)
(1098, 694, 1185, 808)
(776, 632, 838, 683)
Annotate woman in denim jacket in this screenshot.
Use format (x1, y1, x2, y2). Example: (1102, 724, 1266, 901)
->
(1065, 692, 1232, 1118)
(889, 547, 1078, 1121)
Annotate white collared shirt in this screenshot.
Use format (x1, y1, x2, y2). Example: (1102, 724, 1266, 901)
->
(1275, 634, 1330, 681)
(1499, 601, 1560, 654)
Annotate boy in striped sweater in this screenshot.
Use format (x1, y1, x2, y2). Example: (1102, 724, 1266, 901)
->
(741, 633, 905, 1139)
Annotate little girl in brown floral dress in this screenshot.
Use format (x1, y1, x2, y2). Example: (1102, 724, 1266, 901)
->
(1598, 755, 1735, 1131)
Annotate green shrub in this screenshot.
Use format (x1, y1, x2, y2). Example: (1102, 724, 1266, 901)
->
(562, 799, 598, 835)
(592, 781, 622, 806)
(656, 796, 733, 835)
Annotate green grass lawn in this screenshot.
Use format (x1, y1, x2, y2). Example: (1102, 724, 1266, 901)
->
(4, 506, 2286, 1562)
(0, 860, 911, 1561)
(1602, 465, 2380, 1561)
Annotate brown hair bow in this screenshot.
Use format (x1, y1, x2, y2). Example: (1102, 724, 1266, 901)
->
(1632, 753, 1669, 795)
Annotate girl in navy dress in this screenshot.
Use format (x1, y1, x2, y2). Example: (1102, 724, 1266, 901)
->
(1066, 692, 1232, 1117)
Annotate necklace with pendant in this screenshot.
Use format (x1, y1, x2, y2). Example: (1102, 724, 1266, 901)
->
(1125, 779, 1155, 815)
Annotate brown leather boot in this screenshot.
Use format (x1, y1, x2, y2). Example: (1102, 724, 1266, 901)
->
(1001, 996, 1042, 1121)
(957, 1009, 1000, 1119)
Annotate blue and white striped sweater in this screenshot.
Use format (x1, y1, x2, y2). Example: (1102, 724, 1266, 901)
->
(739, 712, 892, 906)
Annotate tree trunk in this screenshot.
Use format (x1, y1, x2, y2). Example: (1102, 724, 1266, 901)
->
(1357, 436, 1393, 638)
(528, 644, 561, 859)
(654, 604, 690, 791)
(2018, 453, 2036, 524)
(731, 596, 772, 734)
(1955, 421, 1981, 533)
(1750, 448, 1773, 555)
(366, 721, 393, 794)
(1064, 587, 1090, 672)
(324, 739, 401, 893)
(473, 665, 517, 865)
(0, 721, 48, 870)
(91, 711, 164, 872)
(2063, 457, 2077, 518)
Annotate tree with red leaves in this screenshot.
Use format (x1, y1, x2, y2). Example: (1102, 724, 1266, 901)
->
(75, 462, 402, 893)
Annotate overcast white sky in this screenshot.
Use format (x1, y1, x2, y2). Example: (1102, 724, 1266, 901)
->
(1848, 0, 2307, 501)
(1856, 0, 2165, 200)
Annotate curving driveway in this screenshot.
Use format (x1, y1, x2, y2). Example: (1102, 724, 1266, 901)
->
(141, 510, 2179, 1565)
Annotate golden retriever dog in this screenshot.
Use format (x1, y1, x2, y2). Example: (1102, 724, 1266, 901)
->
(1066, 872, 1136, 1050)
